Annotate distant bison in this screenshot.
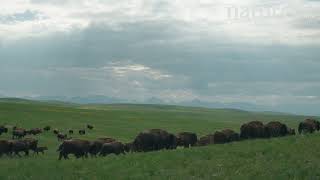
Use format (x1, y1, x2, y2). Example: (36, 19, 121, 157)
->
(79, 129, 86, 135)
(43, 126, 51, 131)
(132, 129, 177, 152)
(57, 133, 67, 141)
(57, 139, 91, 160)
(240, 121, 266, 139)
(264, 121, 288, 138)
(0, 126, 8, 135)
(298, 119, 320, 134)
(177, 132, 198, 148)
(99, 142, 125, 156)
(12, 129, 26, 139)
(0, 140, 12, 157)
(53, 129, 59, 135)
(28, 128, 42, 135)
(68, 130, 74, 135)
(87, 124, 94, 130)
(196, 134, 215, 146)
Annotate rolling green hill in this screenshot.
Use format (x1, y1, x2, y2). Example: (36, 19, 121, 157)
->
(0, 98, 318, 179)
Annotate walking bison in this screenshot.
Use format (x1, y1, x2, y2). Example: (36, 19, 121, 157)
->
(264, 121, 288, 138)
(57, 139, 91, 160)
(240, 121, 266, 139)
(298, 119, 320, 134)
(99, 142, 125, 156)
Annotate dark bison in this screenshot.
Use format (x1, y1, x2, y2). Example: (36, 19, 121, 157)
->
(57, 133, 67, 141)
(0, 140, 12, 157)
(196, 134, 215, 146)
(240, 121, 266, 139)
(298, 119, 320, 134)
(0, 126, 8, 135)
(43, 126, 51, 131)
(10, 138, 38, 157)
(99, 142, 125, 156)
(57, 139, 91, 160)
(34, 146, 48, 155)
(264, 121, 288, 138)
(53, 129, 59, 135)
(87, 124, 94, 130)
(69, 130, 74, 135)
(79, 129, 86, 135)
(12, 129, 27, 139)
(28, 128, 42, 135)
(215, 129, 240, 143)
(89, 137, 116, 156)
(177, 132, 198, 148)
(132, 129, 177, 152)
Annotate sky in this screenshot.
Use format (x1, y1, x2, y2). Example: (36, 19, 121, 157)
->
(0, 0, 320, 115)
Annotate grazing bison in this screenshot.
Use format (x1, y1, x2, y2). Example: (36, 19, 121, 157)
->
(89, 138, 116, 156)
(57, 133, 67, 141)
(79, 129, 86, 135)
(34, 146, 48, 155)
(87, 124, 94, 130)
(69, 130, 74, 135)
(264, 121, 288, 138)
(298, 119, 320, 134)
(0, 140, 12, 157)
(53, 129, 59, 135)
(99, 142, 125, 156)
(0, 126, 8, 135)
(177, 132, 198, 148)
(43, 126, 51, 131)
(12, 129, 26, 139)
(196, 134, 215, 146)
(132, 129, 177, 152)
(57, 139, 91, 160)
(240, 121, 266, 139)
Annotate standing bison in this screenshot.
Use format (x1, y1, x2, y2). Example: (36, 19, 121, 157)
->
(10, 138, 38, 157)
(0, 140, 12, 157)
(0, 126, 8, 135)
(87, 124, 94, 130)
(43, 126, 51, 131)
(89, 138, 116, 156)
(177, 132, 198, 148)
(240, 121, 266, 139)
(264, 121, 288, 138)
(132, 129, 177, 152)
(79, 129, 86, 135)
(57, 139, 91, 160)
(12, 129, 26, 139)
(298, 119, 320, 134)
(99, 142, 125, 156)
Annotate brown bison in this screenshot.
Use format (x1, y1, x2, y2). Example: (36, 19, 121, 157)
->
(57, 139, 91, 160)
(87, 124, 94, 130)
(28, 128, 42, 135)
(43, 126, 51, 131)
(220, 129, 240, 143)
(10, 138, 38, 157)
(213, 131, 228, 144)
(298, 119, 320, 134)
(0, 126, 8, 135)
(177, 132, 198, 148)
(196, 134, 215, 146)
(132, 129, 177, 152)
(79, 129, 86, 135)
(99, 142, 125, 156)
(240, 121, 266, 139)
(89, 138, 116, 156)
(264, 121, 288, 138)
(0, 140, 12, 157)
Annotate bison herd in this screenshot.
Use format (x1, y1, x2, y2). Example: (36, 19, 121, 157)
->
(0, 118, 320, 160)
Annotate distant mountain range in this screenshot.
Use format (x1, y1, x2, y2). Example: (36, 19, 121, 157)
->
(0, 95, 318, 116)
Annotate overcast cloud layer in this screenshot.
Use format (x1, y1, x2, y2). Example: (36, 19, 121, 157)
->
(0, 0, 320, 115)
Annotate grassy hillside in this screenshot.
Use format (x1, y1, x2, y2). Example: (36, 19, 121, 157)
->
(0, 99, 318, 179)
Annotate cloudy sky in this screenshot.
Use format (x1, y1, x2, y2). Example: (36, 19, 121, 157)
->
(0, 0, 320, 114)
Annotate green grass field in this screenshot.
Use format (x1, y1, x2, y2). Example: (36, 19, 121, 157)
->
(0, 98, 319, 180)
